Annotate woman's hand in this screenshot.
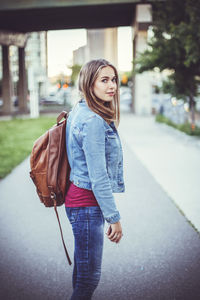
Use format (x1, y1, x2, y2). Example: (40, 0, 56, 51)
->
(106, 221, 123, 243)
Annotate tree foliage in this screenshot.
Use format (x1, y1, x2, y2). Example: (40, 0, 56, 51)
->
(68, 64, 82, 86)
(136, 0, 200, 101)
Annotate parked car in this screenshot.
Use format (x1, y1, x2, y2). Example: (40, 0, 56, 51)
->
(39, 92, 59, 105)
(40, 87, 72, 106)
(56, 87, 72, 105)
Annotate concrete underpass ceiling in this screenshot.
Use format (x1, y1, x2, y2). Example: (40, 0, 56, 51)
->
(0, 2, 140, 33)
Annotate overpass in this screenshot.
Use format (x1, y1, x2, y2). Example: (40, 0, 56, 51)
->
(0, 0, 158, 115)
(0, 0, 156, 31)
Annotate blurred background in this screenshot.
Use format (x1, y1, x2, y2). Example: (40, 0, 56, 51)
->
(1, 1, 200, 299)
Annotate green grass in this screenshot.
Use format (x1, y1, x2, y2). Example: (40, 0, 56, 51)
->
(0, 116, 56, 179)
(156, 114, 200, 136)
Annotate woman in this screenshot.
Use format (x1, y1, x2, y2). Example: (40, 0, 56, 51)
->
(65, 59, 125, 300)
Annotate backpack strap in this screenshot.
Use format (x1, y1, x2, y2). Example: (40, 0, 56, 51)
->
(57, 111, 68, 125)
(51, 192, 72, 265)
(48, 111, 72, 265)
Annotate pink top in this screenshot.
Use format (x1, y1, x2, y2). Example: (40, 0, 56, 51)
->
(65, 181, 99, 207)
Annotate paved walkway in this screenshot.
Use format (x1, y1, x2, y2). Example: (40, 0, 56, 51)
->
(0, 113, 200, 300)
(119, 113, 200, 232)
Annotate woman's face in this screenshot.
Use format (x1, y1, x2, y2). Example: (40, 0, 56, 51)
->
(93, 66, 117, 102)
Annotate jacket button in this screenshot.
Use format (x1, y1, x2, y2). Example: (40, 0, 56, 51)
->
(76, 181, 79, 185)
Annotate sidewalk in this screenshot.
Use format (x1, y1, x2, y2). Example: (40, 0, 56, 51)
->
(119, 113, 200, 232)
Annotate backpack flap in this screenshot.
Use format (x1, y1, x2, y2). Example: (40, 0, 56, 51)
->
(47, 118, 69, 206)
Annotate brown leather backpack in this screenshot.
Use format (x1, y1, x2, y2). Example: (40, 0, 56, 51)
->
(30, 111, 71, 265)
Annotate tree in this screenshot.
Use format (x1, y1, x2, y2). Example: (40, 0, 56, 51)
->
(68, 64, 82, 86)
(136, 0, 200, 129)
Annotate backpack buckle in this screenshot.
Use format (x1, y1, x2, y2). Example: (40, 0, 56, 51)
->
(50, 192, 56, 200)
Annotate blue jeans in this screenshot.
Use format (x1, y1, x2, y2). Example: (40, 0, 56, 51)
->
(66, 206, 105, 300)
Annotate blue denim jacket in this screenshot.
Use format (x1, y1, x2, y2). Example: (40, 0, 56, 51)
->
(66, 98, 125, 224)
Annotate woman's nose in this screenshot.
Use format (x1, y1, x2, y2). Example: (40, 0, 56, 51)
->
(109, 80, 115, 88)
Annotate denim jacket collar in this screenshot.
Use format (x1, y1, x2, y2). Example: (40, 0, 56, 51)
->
(78, 98, 115, 129)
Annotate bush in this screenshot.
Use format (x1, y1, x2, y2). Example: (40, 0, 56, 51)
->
(155, 114, 200, 136)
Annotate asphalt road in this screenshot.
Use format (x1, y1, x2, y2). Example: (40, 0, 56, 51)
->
(0, 121, 200, 300)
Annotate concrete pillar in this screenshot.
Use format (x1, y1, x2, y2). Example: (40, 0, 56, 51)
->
(104, 28, 118, 67)
(86, 28, 118, 67)
(18, 47, 28, 113)
(28, 66, 39, 118)
(87, 29, 105, 60)
(2, 45, 13, 114)
(132, 4, 152, 114)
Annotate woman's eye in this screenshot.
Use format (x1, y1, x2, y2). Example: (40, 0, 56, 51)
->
(101, 78, 116, 83)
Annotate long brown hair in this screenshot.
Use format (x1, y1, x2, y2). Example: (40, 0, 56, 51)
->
(78, 59, 120, 126)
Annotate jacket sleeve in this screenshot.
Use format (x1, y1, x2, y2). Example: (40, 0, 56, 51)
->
(82, 115, 120, 224)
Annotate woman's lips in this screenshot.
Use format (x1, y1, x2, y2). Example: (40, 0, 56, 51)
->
(107, 92, 115, 96)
